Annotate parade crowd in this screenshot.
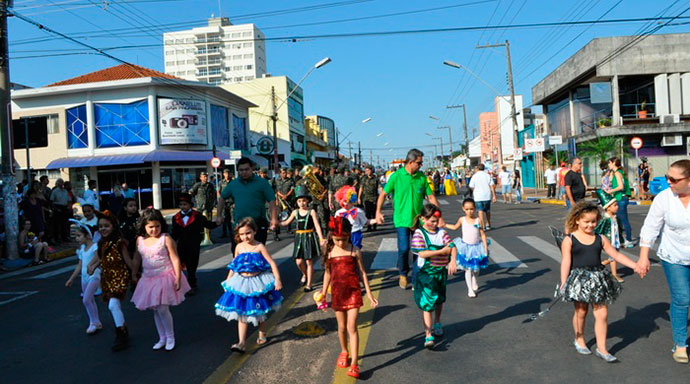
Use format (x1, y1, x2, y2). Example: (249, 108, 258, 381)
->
(2, 149, 689, 377)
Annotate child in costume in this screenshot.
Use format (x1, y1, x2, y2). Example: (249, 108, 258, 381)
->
(65, 221, 101, 335)
(215, 217, 283, 353)
(131, 208, 191, 351)
(410, 204, 457, 349)
(445, 198, 489, 298)
(320, 216, 378, 379)
(86, 211, 135, 351)
(333, 185, 375, 249)
(560, 201, 643, 362)
(280, 185, 326, 292)
(594, 190, 625, 283)
(79, 203, 99, 242)
(118, 198, 140, 257)
(171, 193, 217, 296)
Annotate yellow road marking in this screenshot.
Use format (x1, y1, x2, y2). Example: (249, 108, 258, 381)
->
(203, 287, 308, 384)
(331, 271, 386, 384)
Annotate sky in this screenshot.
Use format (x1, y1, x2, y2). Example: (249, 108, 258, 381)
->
(9, 0, 690, 164)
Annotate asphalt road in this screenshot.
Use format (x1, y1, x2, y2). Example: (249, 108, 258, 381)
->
(1, 196, 688, 383)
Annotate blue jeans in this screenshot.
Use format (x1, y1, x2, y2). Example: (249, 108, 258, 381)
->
(397, 227, 416, 277)
(661, 260, 690, 348)
(515, 185, 522, 202)
(616, 196, 632, 241)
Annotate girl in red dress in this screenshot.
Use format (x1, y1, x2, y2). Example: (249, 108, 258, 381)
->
(320, 216, 378, 379)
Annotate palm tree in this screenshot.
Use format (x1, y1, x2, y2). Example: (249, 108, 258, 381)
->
(578, 136, 623, 186)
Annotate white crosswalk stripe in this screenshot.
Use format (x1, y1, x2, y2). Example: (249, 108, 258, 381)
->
(438, 200, 449, 205)
(370, 238, 399, 270)
(26, 266, 76, 279)
(198, 256, 231, 272)
(517, 236, 561, 263)
(487, 237, 528, 268)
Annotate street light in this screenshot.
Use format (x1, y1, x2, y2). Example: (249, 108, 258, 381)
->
(272, 57, 331, 174)
(443, 60, 503, 96)
(429, 115, 440, 121)
(337, 116, 371, 166)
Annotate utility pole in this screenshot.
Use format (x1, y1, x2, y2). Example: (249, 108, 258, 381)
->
(334, 127, 339, 165)
(369, 149, 372, 165)
(477, 40, 519, 167)
(357, 141, 361, 167)
(1, 0, 18, 260)
(348, 142, 352, 165)
(437, 126, 452, 164)
(447, 104, 468, 155)
(270, 86, 279, 175)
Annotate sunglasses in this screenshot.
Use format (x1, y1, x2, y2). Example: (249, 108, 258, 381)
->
(414, 161, 423, 165)
(666, 174, 689, 184)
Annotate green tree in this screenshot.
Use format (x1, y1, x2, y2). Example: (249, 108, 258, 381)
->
(578, 136, 623, 184)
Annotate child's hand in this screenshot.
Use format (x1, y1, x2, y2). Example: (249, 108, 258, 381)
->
(275, 279, 283, 291)
(448, 261, 457, 276)
(320, 239, 328, 247)
(368, 293, 378, 308)
(174, 278, 180, 291)
(87, 265, 95, 275)
(65, 278, 73, 288)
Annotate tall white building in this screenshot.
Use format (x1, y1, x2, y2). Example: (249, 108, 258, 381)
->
(163, 17, 266, 86)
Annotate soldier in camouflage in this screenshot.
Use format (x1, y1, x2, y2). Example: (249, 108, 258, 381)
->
(358, 164, 380, 231)
(301, 164, 330, 233)
(328, 165, 354, 210)
(189, 171, 217, 244)
(275, 168, 295, 236)
(218, 169, 235, 240)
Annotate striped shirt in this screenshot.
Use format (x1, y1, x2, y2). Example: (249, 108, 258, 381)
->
(411, 228, 453, 267)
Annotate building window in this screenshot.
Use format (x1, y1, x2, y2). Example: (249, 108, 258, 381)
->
(224, 67, 230, 72)
(233, 113, 248, 150)
(176, 61, 185, 65)
(66, 105, 88, 149)
(231, 32, 241, 38)
(209, 79, 222, 85)
(245, 76, 254, 81)
(209, 68, 221, 75)
(94, 100, 150, 148)
(164, 39, 173, 44)
(186, 59, 195, 64)
(210, 105, 230, 147)
(165, 50, 174, 55)
(246, 64, 253, 70)
(243, 42, 252, 48)
(234, 77, 243, 82)
(233, 65, 242, 71)
(198, 69, 208, 76)
(232, 43, 241, 49)
(233, 55, 242, 59)
(47, 114, 59, 134)
(243, 53, 253, 59)
(242, 31, 252, 37)
(165, 61, 174, 66)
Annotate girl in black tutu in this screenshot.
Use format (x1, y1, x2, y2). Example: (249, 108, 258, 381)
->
(560, 201, 643, 362)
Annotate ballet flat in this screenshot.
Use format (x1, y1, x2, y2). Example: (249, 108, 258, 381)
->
(152, 339, 166, 350)
(595, 349, 617, 363)
(573, 340, 591, 355)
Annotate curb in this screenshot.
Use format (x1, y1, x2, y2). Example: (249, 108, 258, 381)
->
(47, 247, 77, 261)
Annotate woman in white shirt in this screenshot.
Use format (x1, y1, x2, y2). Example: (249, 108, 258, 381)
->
(638, 159, 690, 364)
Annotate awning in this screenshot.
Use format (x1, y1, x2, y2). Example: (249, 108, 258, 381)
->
(291, 153, 310, 166)
(246, 154, 269, 168)
(46, 150, 230, 169)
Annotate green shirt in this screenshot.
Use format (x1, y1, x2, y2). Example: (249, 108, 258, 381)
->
(383, 167, 433, 228)
(221, 175, 276, 222)
(610, 169, 631, 201)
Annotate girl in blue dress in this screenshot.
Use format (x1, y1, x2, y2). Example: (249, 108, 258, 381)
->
(215, 217, 283, 353)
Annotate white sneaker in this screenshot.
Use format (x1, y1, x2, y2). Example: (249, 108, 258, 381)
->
(165, 337, 176, 351)
(623, 240, 634, 248)
(153, 339, 166, 350)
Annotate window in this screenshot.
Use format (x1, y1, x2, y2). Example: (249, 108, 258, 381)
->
(243, 53, 253, 59)
(211, 105, 229, 146)
(186, 48, 194, 53)
(94, 100, 150, 148)
(66, 105, 88, 149)
(198, 69, 208, 76)
(164, 39, 173, 44)
(242, 31, 252, 37)
(186, 59, 195, 64)
(233, 65, 242, 71)
(208, 46, 220, 53)
(208, 58, 221, 64)
(233, 55, 242, 59)
(234, 77, 243, 82)
(175, 49, 184, 54)
(185, 38, 193, 43)
(209, 68, 221, 75)
(165, 50, 174, 55)
(209, 79, 222, 85)
(224, 67, 230, 72)
(246, 64, 253, 70)
(197, 48, 207, 54)
(176, 60, 185, 65)
(231, 32, 241, 38)
(233, 113, 248, 150)
(175, 39, 183, 44)
(47, 114, 59, 134)
(165, 61, 174, 66)
(243, 42, 252, 48)
(187, 70, 195, 75)
(232, 43, 241, 49)
(198, 59, 207, 65)
(245, 76, 254, 81)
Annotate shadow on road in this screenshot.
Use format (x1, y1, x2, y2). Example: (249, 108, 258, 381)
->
(607, 302, 670, 354)
(446, 268, 550, 293)
(490, 220, 539, 230)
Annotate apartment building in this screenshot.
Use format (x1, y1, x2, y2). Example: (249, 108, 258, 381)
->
(163, 17, 266, 86)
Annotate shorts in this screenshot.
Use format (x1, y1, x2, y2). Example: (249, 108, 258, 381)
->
(501, 185, 511, 194)
(351, 230, 363, 249)
(476, 200, 491, 212)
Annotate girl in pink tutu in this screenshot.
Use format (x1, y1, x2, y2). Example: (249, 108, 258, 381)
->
(131, 208, 190, 351)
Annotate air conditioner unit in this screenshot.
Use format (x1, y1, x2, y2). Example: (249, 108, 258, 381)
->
(661, 134, 683, 146)
(659, 114, 680, 124)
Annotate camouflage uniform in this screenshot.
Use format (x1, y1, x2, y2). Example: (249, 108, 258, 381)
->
(359, 174, 380, 231)
(218, 177, 234, 238)
(189, 181, 216, 215)
(300, 173, 330, 233)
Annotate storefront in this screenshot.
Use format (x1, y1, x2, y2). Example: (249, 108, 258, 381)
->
(11, 64, 254, 209)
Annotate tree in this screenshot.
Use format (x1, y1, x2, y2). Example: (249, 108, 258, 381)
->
(578, 136, 623, 186)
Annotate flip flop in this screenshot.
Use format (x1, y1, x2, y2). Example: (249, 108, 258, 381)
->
(230, 343, 245, 353)
(346, 365, 360, 379)
(336, 352, 349, 368)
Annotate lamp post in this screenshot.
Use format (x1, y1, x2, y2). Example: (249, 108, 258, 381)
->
(437, 125, 452, 164)
(272, 57, 331, 174)
(447, 104, 468, 155)
(337, 117, 371, 166)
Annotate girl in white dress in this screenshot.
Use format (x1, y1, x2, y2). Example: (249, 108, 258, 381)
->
(66, 222, 102, 334)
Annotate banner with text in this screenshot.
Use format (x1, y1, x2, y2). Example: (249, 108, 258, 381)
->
(158, 98, 208, 145)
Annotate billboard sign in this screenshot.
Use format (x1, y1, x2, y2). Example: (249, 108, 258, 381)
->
(158, 98, 207, 144)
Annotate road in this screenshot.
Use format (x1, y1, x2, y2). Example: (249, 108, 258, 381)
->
(1, 196, 687, 383)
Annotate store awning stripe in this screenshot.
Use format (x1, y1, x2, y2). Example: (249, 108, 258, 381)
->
(45, 150, 230, 169)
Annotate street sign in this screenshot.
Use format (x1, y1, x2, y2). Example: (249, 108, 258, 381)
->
(631, 137, 643, 149)
(229, 150, 242, 159)
(549, 135, 562, 145)
(525, 138, 545, 153)
(513, 148, 523, 161)
(256, 136, 274, 154)
(211, 157, 221, 168)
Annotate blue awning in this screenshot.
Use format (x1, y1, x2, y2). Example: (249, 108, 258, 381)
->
(46, 150, 230, 169)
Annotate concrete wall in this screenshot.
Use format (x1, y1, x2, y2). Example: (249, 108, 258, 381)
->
(532, 33, 690, 105)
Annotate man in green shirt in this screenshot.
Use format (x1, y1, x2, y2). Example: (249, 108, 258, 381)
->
(217, 157, 278, 244)
(376, 148, 441, 289)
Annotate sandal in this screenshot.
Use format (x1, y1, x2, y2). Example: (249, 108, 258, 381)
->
(230, 343, 245, 353)
(346, 364, 360, 379)
(256, 334, 267, 345)
(336, 352, 349, 368)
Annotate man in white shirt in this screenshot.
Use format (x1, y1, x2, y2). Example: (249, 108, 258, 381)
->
(544, 164, 558, 198)
(498, 166, 512, 203)
(469, 163, 497, 230)
(82, 180, 100, 211)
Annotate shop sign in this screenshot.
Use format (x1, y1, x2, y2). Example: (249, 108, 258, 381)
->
(256, 136, 274, 154)
(158, 98, 207, 145)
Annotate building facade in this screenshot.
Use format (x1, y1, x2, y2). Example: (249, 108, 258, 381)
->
(163, 18, 266, 86)
(304, 115, 335, 167)
(532, 33, 690, 185)
(478, 111, 499, 164)
(11, 64, 254, 210)
(222, 76, 308, 168)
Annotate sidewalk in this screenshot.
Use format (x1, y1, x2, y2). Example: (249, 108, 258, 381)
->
(505, 187, 652, 206)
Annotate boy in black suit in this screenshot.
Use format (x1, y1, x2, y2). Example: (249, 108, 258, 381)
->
(171, 193, 216, 296)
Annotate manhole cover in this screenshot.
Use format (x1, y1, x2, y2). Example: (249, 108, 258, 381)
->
(292, 321, 325, 337)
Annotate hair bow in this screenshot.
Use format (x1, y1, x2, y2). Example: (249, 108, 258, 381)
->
(433, 211, 442, 218)
(69, 218, 92, 238)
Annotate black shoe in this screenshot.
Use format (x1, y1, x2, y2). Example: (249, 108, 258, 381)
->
(187, 287, 199, 296)
(274, 236, 281, 242)
(111, 326, 129, 352)
(303, 286, 314, 292)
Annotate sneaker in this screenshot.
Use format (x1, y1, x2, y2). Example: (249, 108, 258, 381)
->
(573, 340, 592, 355)
(623, 240, 634, 248)
(165, 337, 176, 351)
(153, 339, 166, 350)
(485, 225, 492, 231)
(399, 275, 408, 290)
(424, 335, 435, 348)
(433, 323, 444, 336)
(595, 349, 617, 362)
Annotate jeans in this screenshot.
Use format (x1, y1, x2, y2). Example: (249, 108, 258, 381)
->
(397, 227, 413, 276)
(661, 260, 690, 348)
(547, 183, 556, 198)
(515, 186, 522, 202)
(616, 196, 632, 241)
